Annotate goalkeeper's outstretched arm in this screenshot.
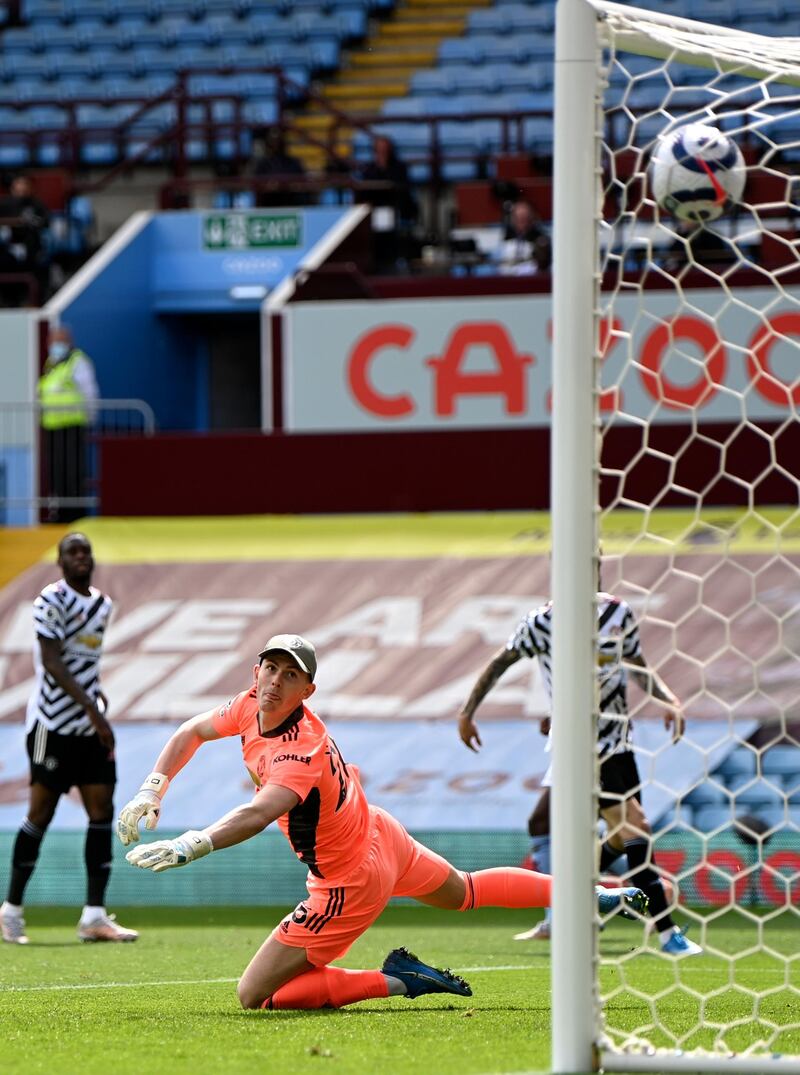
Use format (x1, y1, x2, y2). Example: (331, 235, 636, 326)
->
(117, 710, 222, 846)
(124, 784, 300, 874)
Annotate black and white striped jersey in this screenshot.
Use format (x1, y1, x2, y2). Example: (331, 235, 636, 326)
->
(506, 592, 643, 758)
(26, 579, 113, 736)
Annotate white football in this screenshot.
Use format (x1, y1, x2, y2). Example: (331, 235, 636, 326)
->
(650, 122, 746, 223)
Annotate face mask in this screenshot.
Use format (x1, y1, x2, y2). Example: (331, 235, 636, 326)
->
(49, 342, 70, 361)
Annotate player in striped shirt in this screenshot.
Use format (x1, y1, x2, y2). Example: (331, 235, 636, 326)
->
(118, 633, 647, 1010)
(0, 533, 137, 946)
(458, 590, 702, 958)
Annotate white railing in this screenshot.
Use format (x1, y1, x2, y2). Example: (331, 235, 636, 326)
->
(0, 398, 155, 525)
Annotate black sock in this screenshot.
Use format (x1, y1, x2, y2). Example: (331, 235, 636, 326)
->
(85, 819, 113, 907)
(7, 818, 45, 905)
(624, 836, 674, 931)
(599, 840, 624, 873)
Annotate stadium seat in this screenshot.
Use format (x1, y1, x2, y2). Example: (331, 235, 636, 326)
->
(761, 744, 800, 779)
(715, 746, 758, 783)
(682, 782, 728, 808)
(692, 804, 734, 831)
(733, 778, 785, 809)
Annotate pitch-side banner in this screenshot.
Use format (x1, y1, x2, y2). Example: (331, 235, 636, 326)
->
(0, 720, 750, 832)
(283, 290, 800, 431)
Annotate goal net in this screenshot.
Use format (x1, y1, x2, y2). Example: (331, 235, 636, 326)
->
(550, 1, 800, 1072)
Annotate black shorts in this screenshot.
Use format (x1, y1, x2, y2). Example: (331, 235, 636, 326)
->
(27, 723, 116, 794)
(598, 750, 642, 811)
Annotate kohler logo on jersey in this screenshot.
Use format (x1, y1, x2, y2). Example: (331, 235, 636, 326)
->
(273, 753, 311, 766)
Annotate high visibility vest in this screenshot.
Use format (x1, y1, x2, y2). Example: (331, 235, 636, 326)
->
(37, 351, 90, 430)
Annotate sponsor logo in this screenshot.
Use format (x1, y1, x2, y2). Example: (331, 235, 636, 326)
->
(76, 633, 102, 649)
(273, 753, 311, 766)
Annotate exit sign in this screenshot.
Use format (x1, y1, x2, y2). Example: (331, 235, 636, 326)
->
(202, 213, 303, 250)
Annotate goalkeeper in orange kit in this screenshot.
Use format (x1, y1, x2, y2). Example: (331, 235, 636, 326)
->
(118, 634, 648, 1010)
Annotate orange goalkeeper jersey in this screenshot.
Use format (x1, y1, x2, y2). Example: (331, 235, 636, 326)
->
(211, 688, 371, 881)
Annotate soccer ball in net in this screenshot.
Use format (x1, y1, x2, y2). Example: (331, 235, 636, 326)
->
(649, 122, 746, 223)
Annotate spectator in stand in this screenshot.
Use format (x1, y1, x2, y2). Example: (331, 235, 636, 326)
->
(492, 199, 551, 276)
(0, 174, 51, 305)
(37, 325, 99, 523)
(358, 136, 418, 273)
(250, 126, 308, 207)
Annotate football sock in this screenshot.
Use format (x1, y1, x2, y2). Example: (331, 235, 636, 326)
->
(599, 840, 625, 873)
(262, 967, 389, 1010)
(459, 867, 552, 911)
(80, 905, 106, 924)
(624, 837, 674, 931)
(85, 819, 113, 907)
(7, 818, 45, 905)
(530, 837, 553, 923)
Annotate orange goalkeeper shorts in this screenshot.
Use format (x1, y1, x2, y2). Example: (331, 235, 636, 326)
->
(272, 805, 452, 966)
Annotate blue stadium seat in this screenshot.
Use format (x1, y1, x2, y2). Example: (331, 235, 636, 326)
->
(438, 38, 484, 66)
(2, 26, 49, 53)
(241, 99, 279, 125)
(692, 804, 734, 832)
(22, 0, 69, 24)
(733, 778, 785, 809)
(521, 114, 554, 151)
(715, 747, 758, 784)
(468, 3, 555, 35)
(410, 68, 453, 96)
(761, 745, 800, 780)
(2, 53, 55, 81)
(682, 782, 728, 808)
(382, 96, 428, 117)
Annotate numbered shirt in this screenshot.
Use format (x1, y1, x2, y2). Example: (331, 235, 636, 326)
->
(27, 579, 112, 736)
(212, 691, 371, 881)
(507, 591, 643, 757)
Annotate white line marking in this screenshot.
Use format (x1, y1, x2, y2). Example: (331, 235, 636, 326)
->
(1, 976, 239, 994)
(2, 962, 796, 995)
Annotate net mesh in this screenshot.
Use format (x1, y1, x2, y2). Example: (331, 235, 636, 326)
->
(591, 4, 800, 1066)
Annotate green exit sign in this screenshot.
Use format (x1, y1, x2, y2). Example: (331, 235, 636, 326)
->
(202, 213, 303, 250)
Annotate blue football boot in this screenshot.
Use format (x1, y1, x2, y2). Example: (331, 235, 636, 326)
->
(381, 947, 472, 999)
(596, 885, 649, 918)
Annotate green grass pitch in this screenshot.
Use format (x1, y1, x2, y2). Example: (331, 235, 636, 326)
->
(2, 906, 798, 1075)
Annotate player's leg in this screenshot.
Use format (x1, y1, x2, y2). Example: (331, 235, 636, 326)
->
(515, 786, 553, 940)
(76, 781, 137, 942)
(254, 814, 471, 1010)
(391, 812, 644, 916)
(600, 754, 701, 956)
(1, 781, 60, 944)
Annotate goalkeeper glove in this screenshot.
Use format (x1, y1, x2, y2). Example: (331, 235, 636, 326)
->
(117, 772, 170, 846)
(125, 830, 213, 873)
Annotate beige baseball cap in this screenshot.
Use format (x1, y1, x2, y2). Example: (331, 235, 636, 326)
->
(257, 634, 317, 680)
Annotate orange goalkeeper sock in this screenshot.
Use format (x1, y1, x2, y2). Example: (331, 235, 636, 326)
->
(262, 967, 389, 1010)
(459, 867, 552, 911)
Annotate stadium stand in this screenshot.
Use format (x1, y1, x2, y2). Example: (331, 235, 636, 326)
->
(0, 0, 798, 285)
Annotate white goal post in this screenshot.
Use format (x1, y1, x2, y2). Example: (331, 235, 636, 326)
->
(551, 1, 800, 1072)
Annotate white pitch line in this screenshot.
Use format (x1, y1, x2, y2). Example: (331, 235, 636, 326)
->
(2, 962, 796, 995)
(0, 976, 239, 994)
(0, 966, 534, 995)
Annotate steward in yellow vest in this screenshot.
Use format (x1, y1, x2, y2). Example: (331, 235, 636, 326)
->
(37, 327, 98, 430)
